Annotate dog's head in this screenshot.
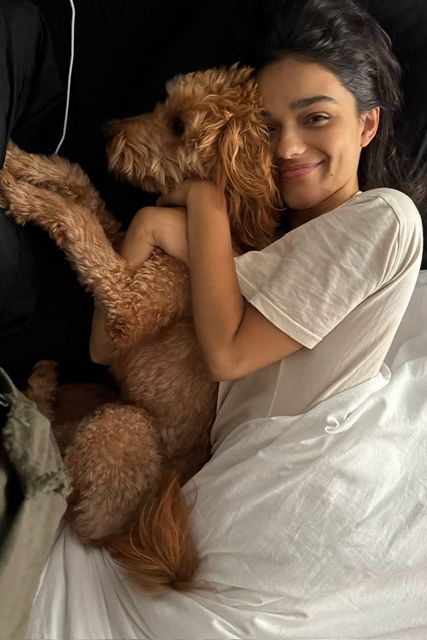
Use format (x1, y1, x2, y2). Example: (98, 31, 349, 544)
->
(106, 65, 282, 252)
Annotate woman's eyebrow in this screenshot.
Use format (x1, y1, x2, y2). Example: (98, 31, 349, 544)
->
(290, 95, 338, 109)
(261, 96, 338, 120)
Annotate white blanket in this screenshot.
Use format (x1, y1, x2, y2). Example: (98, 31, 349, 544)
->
(29, 273, 427, 640)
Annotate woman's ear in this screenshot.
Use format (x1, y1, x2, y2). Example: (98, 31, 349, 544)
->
(360, 107, 381, 148)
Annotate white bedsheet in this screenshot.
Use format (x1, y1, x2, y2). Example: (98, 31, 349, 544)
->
(29, 272, 427, 640)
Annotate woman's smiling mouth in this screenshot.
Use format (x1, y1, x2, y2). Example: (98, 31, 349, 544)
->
(280, 161, 324, 180)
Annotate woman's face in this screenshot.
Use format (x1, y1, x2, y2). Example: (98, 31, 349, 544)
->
(257, 56, 379, 224)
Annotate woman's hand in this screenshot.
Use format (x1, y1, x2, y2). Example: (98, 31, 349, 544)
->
(156, 181, 195, 208)
(120, 205, 189, 269)
(157, 179, 227, 212)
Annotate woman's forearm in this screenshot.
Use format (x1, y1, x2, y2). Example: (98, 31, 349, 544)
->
(187, 184, 245, 378)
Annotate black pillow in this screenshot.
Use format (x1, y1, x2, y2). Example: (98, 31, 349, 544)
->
(357, 0, 427, 269)
(359, 0, 427, 174)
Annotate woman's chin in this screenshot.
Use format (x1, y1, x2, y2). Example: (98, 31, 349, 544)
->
(281, 194, 321, 212)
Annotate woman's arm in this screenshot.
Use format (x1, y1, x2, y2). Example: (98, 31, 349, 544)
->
(90, 186, 302, 376)
(160, 181, 302, 381)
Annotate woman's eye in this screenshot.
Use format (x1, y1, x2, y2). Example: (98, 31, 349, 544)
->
(306, 114, 330, 124)
(170, 116, 186, 136)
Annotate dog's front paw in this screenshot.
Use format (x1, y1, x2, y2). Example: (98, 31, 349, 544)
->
(1, 178, 61, 228)
(0, 191, 9, 210)
(0, 168, 16, 212)
(5, 142, 83, 199)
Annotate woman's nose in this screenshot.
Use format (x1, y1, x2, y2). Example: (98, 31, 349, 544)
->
(276, 127, 307, 159)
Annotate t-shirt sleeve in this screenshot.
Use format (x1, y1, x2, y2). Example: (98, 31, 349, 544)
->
(234, 190, 423, 349)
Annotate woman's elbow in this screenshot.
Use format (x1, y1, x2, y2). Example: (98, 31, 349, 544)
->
(89, 337, 113, 366)
(205, 355, 241, 382)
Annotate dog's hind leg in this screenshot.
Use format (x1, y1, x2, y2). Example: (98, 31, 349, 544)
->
(64, 402, 163, 540)
(25, 360, 58, 422)
(66, 402, 199, 592)
(2, 175, 190, 349)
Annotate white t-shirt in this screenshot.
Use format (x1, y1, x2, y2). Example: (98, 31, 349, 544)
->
(212, 188, 423, 449)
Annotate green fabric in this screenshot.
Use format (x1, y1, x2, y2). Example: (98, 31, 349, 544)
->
(0, 368, 69, 640)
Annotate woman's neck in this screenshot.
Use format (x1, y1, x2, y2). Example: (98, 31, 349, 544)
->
(288, 181, 360, 230)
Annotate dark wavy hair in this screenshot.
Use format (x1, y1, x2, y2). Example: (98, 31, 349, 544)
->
(239, 0, 427, 215)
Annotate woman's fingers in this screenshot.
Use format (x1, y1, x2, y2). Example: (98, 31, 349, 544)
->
(119, 207, 157, 269)
(156, 190, 186, 207)
(150, 207, 189, 265)
(120, 206, 190, 267)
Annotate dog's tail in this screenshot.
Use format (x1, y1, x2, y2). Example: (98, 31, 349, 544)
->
(105, 470, 199, 594)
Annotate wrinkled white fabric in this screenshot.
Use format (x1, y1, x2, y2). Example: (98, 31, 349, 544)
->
(29, 273, 427, 640)
(214, 188, 422, 424)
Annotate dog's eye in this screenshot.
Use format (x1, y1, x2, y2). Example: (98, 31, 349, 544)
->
(170, 116, 186, 136)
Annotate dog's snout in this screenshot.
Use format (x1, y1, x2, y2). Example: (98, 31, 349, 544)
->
(103, 113, 151, 140)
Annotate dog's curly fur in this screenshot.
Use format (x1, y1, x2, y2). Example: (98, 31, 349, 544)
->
(0, 64, 281, 592)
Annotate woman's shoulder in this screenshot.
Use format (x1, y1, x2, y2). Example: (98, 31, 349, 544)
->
(324, 188, 423, 249)
(342, 188, 423, 273)
(350, 188, 421, 228)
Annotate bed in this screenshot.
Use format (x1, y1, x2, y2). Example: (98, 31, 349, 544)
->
(29, 271, 427, 639)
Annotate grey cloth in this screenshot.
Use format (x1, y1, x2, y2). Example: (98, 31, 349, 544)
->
(0, 368, 68, 640)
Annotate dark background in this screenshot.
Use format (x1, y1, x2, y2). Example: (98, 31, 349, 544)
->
(1, 0, 426, 388)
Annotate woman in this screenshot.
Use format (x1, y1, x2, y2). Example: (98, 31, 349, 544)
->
(91, 0, 423, 427)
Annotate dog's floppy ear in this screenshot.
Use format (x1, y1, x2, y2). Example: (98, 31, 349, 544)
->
(213, 85, 282, 253)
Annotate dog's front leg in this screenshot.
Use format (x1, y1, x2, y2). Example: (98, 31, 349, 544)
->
(2, 176, 190, 348)
(3, 143, 123, 248)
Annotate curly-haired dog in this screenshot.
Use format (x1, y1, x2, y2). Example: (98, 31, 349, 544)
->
(0, 64, 281, 592)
